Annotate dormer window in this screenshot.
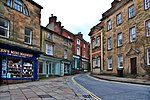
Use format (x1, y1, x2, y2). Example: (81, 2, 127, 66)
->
(6, 0, 29, 16)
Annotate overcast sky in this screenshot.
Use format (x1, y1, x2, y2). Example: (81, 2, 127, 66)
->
(33, 0, 113, 42)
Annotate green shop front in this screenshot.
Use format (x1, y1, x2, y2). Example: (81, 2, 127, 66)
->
(0, 43, 40, 84)
(39, 55, 63, 78)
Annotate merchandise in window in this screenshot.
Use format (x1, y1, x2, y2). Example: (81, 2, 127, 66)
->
(23, 60, 33, 78)
(8, 57, 22, 78)
(2, 57, 7, 78)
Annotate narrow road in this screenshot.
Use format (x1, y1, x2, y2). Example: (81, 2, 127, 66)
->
(74, 74, 150, 100)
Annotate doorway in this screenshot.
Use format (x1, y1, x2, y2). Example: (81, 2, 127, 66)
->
(130, 57, 137, 75)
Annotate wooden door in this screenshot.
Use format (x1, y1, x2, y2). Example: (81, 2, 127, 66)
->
(130, 57, 137, 75)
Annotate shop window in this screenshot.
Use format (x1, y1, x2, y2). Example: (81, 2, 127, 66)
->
(23, 59, 33, 78)
(8, 57, 22, 78)
(2, 57, 7, 78)
(146, 19, 150, 36)
(0, 18, 9, 38)
(6, 0, 29, 16)
(144, 0, 150, 9)
(39, 62, 43, 73)
(25, 28, 32, 44)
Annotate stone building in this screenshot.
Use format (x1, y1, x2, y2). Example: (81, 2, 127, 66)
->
(0, 0, 43, 84)
(89, 22, 103, 74)
(46, 15, 90, 74)
(39, 19, 73, 77)
(101, 0, 150, 77)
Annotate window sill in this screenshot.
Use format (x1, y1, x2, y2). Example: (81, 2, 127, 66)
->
(128, 16, 135, 20)
(117, 45, 123, 48)
(116, 22, 122, 26)
(24, 42, 32, 45)
(107, 48, 112, 51)
(107, 69, 113, 71)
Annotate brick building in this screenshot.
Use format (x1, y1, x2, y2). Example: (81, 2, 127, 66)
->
(47, 15, 90, 73)
(101, 0, 150, 77)
(89, 22, 103, 74)
(0, 0, 43, 84)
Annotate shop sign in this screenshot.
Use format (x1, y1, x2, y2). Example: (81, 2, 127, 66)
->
(0, 48, 33, 58)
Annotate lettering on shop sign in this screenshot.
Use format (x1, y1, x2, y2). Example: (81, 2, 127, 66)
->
(0, 48, 33, 57)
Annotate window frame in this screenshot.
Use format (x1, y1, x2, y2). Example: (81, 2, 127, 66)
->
(147, 48, 150, 65)
(77, 39, 80, 45)
(128, 4, 135, 19)
(77, 47, 80, 55)
(108, 57, 112, 70)
(108, 37, 112, 50)
(129, 26, 136, 42)
(0, 18, 10, 38)
(64, 49, 67, 59)
(24, 28, 32, 44)
(107, 19, 112, 31)
(117, 32, 123, 47)
(145, 19, 150, 36)
(144, 0, 150, 10)
(116, 13, 122, 25)
(46, 44, 54, 56)
(118, 55, 123, 68)
(47, 32, 52, 40)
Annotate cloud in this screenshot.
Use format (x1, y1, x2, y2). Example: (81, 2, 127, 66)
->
(33, 0, 113, 42)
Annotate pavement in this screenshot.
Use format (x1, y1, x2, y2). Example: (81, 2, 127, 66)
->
(90, 74, 150, 85)
(0, 76, 85, 100)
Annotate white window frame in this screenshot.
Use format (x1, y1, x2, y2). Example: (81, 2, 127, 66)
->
(64, 49, 67, 59)
(130, 26, 136, 42)
(107, 20, 112, 30)
(108, 57, 112, 69)
(77, 47, 80, 55)
(144, 0, 150, 9)
(118, 55, 123, 68)
(116, 13, 122, 25)
(128, 5, 135, 19)
(25, 28, 32, 44)
(84, 50, 86, 58)
(68, 35, 70, 39)
(46, 44, 54, 56)
(84, 44, 86, 48)
(0, 18, 9, 38)
(77, 39, 80, 45)
(146, 19, 150, 36)
(118, 32, 122, 46)
(108, 37, 112, 50)
(14, 0, 23, 12)
(147, 48, 150, 65)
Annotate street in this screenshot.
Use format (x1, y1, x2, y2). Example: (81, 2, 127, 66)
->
(74, 74, 150, 100)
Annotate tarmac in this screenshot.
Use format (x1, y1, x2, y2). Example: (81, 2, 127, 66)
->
(0, 74, 150, 100)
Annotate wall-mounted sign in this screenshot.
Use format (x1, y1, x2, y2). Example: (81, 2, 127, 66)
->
(0, 48, 33, 58)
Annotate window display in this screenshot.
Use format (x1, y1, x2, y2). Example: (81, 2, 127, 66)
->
(8, 57, 22, 78)
(2, 57, 7, 78)
(23, 60, 33, 78)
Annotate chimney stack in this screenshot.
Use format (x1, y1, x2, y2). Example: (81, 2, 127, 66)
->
(111, 0, 121, 7)
(49, 14, 57, 23)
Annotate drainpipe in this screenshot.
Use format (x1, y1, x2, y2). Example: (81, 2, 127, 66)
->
(101, 31, 104, 72)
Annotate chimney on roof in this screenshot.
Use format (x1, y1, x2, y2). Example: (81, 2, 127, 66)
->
(49, 14, 57, 23)
(78, 32, 83, 38)
(111, 0, 121, 7)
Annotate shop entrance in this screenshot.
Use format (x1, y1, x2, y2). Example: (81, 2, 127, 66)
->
(130, 57, 137, 75)
(0, 56, 2, 85)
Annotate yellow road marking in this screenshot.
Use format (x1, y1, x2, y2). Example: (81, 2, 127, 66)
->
(72, 76, 102, 100)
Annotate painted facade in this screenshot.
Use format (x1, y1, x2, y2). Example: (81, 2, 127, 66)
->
(0, 0, 42, 84)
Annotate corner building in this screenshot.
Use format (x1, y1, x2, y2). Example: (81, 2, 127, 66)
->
(102, 0, 150, 77)
(0, 0, 42, 84)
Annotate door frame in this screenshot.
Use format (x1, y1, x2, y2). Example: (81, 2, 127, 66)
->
(130, 57, 137, 75)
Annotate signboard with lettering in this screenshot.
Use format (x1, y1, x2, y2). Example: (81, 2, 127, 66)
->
(0, 48, 33, 58)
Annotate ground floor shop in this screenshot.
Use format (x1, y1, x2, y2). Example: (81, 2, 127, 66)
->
(0, 43, 40, 84)
(39, 55, 72, 78)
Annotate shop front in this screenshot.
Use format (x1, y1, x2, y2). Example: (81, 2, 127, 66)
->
(61, 59, 71, 75)
(0, 43, 40, 84)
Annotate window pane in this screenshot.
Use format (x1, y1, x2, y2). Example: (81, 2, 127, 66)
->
(6, 0, 11, 6)
(23, 6, 29, 16)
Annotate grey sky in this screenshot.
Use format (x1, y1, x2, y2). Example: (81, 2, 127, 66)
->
(33, 0, 113, 42)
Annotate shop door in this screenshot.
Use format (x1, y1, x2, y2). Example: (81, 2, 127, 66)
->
(0, 56, 2, 85)
(46, 64, 49, 77)
(130, 57, 137, 75)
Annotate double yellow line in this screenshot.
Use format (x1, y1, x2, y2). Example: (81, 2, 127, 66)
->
(72, 76, 102, 100)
